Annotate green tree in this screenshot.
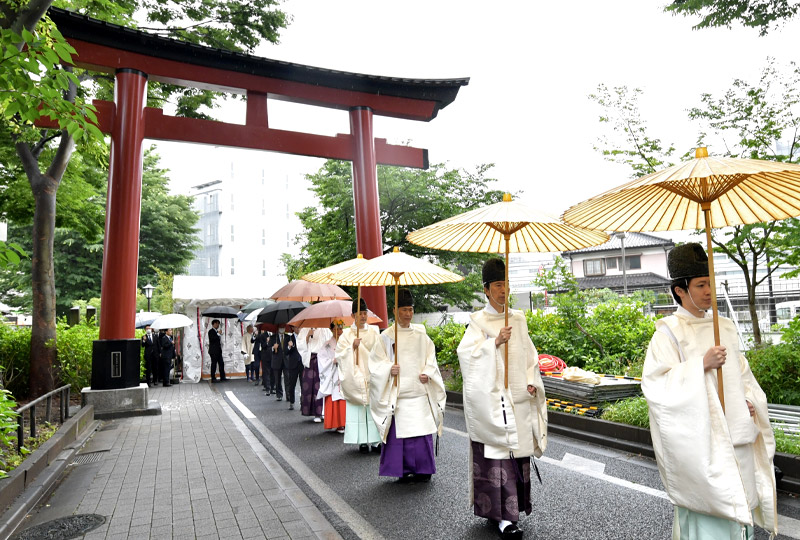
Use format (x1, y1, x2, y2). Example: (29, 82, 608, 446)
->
(591, 62, 800, 344)
(665, 0, 800, 36)
(0, 148, 199, 314)
(288, 160, 505, 313)
(0, 0, 287, 395)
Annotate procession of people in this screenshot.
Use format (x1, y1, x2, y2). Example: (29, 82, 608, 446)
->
(144, 250, 778, 540)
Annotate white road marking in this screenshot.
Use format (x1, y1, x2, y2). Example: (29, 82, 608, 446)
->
(226, 393, 385, 540)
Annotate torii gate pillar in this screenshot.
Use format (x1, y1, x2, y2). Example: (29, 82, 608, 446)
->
(91, 68, 149, 392)
(349, 107, 388, 320)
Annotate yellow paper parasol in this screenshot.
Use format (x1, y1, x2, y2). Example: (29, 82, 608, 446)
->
(562, 147, 800, 410)
(406, 193, 609, 387)
(300, 254, 373, 351)
(330, 247, 464, 384)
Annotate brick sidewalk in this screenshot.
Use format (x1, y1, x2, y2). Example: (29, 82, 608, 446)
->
(15, 382, 342, 540)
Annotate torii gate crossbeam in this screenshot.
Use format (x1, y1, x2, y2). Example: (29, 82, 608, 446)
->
(45, 8, 468, 390)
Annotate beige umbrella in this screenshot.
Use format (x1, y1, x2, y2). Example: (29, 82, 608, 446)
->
(269, 280, 351, 302)
(330, 247, 464, 382)
(406, 193, 609, 387)
(562, 147, 800, 410)
(287, 300, 383, 329)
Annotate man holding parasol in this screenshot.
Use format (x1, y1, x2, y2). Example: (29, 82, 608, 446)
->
(370, 288, 447, 484)
(457, 258, 547, 540)
(643, 243, 777, 539)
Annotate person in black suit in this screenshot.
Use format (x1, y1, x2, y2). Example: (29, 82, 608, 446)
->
(141, 325, 158, 387)
(208, 319, 226, 382)
(159, 328, 175, 387)
(259, 330, 275, 394)
(268, 330, 284, 400)
(282, 325, 302, 410)
(252, 328, 262, 385)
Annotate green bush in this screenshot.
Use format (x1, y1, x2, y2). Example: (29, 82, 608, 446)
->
(55, 319, 100, 394)
(426, 321, 466, 391)
(745, 343, 800, 405)
(526, 309, 594, 368)
(0, 388, 19, 478)
(600, 396, 650, 428)
(0, 325, 32, 398)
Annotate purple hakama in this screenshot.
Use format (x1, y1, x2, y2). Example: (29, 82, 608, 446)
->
(471, 440, 532, 522)
(300, 353, 323, 417)
(379, 420, 436, 477)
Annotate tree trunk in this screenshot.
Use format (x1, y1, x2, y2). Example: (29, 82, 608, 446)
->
(749, 289, 761, 345)
(17, 129, 74, 398)
(29, 174, 59, 396)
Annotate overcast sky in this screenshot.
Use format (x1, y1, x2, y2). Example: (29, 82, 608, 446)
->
(154, 0, 800, 218)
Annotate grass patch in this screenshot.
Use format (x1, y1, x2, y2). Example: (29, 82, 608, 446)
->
(774, 425, 800, 456)
(600, 396, 650, 428)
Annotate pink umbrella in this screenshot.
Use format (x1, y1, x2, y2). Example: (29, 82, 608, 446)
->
(269, 280, 351, 302)
(288, 300, 382, 329)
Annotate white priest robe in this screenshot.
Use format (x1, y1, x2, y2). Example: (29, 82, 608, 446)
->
(297, 327, 333, 369)
(457, 305, 547, 460)
(317, 336, 343, 401)
(369, 323, 447, 443)
(642, 307, 777, 537)
(336, 324, 385, 406)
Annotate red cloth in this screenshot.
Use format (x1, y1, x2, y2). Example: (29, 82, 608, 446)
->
(323, 395, 346, 430)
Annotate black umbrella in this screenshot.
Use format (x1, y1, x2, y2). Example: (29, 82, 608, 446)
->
(241, 299, 275, 314)
(256, 301, 310, 326)
(201, 305, 240, 318)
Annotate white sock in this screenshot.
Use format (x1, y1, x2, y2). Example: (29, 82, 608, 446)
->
(499, 520, 512, 532)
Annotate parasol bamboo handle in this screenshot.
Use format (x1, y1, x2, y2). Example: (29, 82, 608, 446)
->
(355, 286, 361, 366)
(504, 234, 510, 389)
(703, 203, 725, 412)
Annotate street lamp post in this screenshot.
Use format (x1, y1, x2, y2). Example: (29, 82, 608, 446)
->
(143, 283, 155, 312)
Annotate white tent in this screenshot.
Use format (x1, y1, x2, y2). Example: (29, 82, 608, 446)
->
(172, 275, 287, 382)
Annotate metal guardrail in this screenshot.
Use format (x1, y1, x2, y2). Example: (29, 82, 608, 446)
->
(769, 403, 800, 436)
(14, 385, 71, 452)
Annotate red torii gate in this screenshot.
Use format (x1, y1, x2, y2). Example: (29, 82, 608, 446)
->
(48, 9, 468, 387)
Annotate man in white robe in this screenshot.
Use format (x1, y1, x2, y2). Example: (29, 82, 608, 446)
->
(370, 288, 447, 483)
(336, 298, 386, 453)
(457, 258, 547, 540)
(643, 243, 777, 540)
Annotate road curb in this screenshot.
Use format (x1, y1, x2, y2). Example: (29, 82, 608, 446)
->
(0, 405, 99, 539)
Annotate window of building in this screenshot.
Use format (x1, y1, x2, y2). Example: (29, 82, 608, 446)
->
(262, 229, 265, 245)
(606, 257, 617, 269)
(583, 258, 605, 276)
(230, 225, 235, 242)
(230, 194, 234, 211)
(262, 260, 266, 276)
(625, 255, 641, 270)
(231, 258, 235, 275)
(262, 199, 265, 216)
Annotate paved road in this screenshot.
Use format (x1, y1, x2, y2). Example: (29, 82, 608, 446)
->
(225, 379, 800, 540)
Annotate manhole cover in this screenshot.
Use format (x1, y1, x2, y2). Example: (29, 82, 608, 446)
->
(11, 514, 105, 539)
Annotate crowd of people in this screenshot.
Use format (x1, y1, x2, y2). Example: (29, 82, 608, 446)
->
(141, 251, 779, 540)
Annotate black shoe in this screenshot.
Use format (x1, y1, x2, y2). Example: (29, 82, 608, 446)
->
(397, 473, 415, 484)
(501, 524, 523, 540)
(210, 379, 218, 383)
(288, 403, 294, 410)
(276, 396, 282, 401)
(415, 474, 431, 483)
(371, 443, 381, 453)
(359, 444, 369, 454)
(163, 383, 171, 387)
(220, 378, 227, 382)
